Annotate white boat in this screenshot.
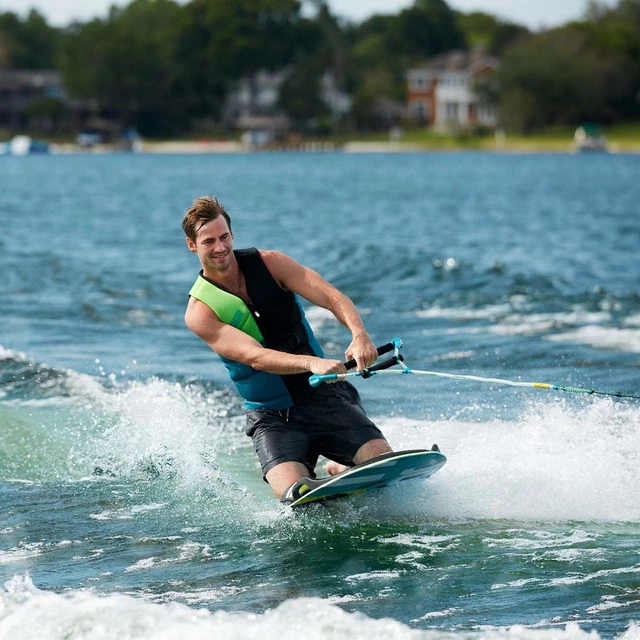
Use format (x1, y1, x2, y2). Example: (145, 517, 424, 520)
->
(0, 135, 50, 155)
(574, 125, 608, 153)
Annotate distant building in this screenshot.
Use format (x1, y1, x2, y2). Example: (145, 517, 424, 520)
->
(320, 71, 351, 122)
(224, 69, 288, 124)
(373, 96, 407, 128)
(237, 114, 290, 148)
(406, 48, 498, 129)
(224, 68, 351, 138)
(0, 69, 93, 131)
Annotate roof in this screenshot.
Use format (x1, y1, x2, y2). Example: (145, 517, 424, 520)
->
(409, 47, 499, 76)
(0, 69, 62, 89)
(235, 114, 290, 131)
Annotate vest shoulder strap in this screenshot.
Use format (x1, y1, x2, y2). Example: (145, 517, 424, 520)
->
(189, 275, 263, 342)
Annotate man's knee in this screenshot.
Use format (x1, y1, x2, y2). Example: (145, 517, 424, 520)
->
(265, 461, 310, 499)
(353, 438, 392, 465)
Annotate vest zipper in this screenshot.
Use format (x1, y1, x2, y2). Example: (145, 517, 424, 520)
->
(247, 302, 260, 318)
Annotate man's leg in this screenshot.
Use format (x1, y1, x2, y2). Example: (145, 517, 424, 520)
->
(354, 437, 393, 463)
(247, 407, 316, 500)
(326, 438, 392, 475)
(265, 461, 310, 500)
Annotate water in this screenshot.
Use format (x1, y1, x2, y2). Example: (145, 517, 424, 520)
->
(1, 151, 639, 639)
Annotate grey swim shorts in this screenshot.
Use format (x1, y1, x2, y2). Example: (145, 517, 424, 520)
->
(245, 381, 386, 479)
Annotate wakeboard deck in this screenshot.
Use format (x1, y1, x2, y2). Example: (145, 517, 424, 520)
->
(287, 448, 446, 508)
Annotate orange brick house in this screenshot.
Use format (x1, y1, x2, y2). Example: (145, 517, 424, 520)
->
(406, 48, 498, 128)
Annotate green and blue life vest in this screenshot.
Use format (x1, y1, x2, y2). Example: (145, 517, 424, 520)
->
(189, 248, 324, 411)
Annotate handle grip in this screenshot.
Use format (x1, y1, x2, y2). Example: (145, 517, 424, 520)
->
(361, 354, 404, 378)
(343, 340, 396, 370)
(309, 338, 404, 387)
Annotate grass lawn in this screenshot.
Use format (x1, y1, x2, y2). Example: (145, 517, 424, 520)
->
(340, 122, 640, 152)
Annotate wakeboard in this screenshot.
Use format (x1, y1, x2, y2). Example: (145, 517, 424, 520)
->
(286, 448, 446, 508)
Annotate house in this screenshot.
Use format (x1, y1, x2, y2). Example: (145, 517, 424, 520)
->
(0, 70, 63, 129)
(223, 69, 289, 125)
(320, 71, 351, 122)
(237, 114, 290, 148)
(406, 48, 498, 129)
(0, 69, 93, 132)
(224, 68, 351, 139)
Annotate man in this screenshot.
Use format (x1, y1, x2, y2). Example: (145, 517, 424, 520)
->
(182, 196, 392, 503)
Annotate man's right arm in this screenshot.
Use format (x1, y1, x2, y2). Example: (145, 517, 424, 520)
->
(185, 298, 346, 377)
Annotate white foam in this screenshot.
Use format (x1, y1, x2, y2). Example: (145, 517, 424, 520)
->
(0, 345, 28, 362)
(124, 557, 157, 573)
(303, 306, 340, 330)
(482, 529, 595, 551)
(412, 608, 460, 621)
(1, 574, 637, 640)
(415, 304, 512, 321)
(344, 570, 402, 583)
(432, 351, 476, 361)
(0, 544, 44, 566)
(377, 534, 459, 555)
(546, 326, 640, 353)
(488, 310, 614, 337)
(414, 306, 631, 347)
(623, 314, 640, 328)
(375, 398, 640, 522)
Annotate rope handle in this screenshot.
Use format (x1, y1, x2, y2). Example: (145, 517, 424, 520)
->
(308, 338, 640, 400)
(309, 338, 403, 387)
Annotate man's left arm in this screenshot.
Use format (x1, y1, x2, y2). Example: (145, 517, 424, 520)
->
(261, 251, 378, 371)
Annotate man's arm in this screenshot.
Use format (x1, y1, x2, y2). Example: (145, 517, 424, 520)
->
(185, 297, 346, 376)
(261, 251, 378, 371)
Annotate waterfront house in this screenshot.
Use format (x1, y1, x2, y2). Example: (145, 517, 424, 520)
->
(406, 48, 498, 129)
(0, 69, 92, 132)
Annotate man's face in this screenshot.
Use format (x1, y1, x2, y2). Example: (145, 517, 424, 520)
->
(187, 216, 234, 272)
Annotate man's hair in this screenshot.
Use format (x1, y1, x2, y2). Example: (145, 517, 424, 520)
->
(182, 196, 232, 242)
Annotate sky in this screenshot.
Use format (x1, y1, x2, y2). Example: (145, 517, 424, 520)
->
(0, 0, 617, 30)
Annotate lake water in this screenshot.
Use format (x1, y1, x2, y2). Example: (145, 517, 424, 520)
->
(1, 151, 639, 639)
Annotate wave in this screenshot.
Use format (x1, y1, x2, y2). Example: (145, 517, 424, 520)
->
(2, 345, 640, 523)
(326, 242, 638, 308)
(0, 347, 245, 493)
(1, 574, 638, 640)
(413, 300, 640, 355)
(372, 397, 640, 523)
(546, 326, 640, 354)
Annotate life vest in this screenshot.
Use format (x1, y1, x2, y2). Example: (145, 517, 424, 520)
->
(189, 248, 324, 410)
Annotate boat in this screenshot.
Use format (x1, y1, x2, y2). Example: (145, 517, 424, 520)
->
(0, 135, 50, 155)
(574, 124, 608, 153)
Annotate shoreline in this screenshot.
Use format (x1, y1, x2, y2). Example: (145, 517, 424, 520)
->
(46, 139, 640, 154)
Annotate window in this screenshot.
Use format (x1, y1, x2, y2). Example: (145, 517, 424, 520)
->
(445, 102, 459, 121)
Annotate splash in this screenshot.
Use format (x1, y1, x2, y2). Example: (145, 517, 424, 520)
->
(376, 397, 640, 522)
(0, 348, 239, 487)
(2, 347, 639, 523)
(1, 574, 638, 640)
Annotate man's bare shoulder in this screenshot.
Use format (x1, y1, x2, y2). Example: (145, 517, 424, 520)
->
(259, 250, 308, 292)
(185, 297, 221, 336)
(259, 249, 294, 268)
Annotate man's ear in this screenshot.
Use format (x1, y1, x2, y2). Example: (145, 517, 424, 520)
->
(186, 237, 197, 253)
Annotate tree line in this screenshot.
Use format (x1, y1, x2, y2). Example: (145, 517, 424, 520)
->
(1, 0, 639, 136)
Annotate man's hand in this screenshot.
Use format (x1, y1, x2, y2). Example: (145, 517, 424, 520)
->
(345, 334, 378, 372)
(309, 357, 347, 381)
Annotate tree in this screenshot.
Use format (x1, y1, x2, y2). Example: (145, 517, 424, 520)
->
(60, 0, 185, 135)
(495, 28, 605, 133)
(392, 0, 464, 58)
(176, 0, 304, 122)
(455, 11, 529, 54)
(0, 9, 59, 69)
(574, 0, 640, 119)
